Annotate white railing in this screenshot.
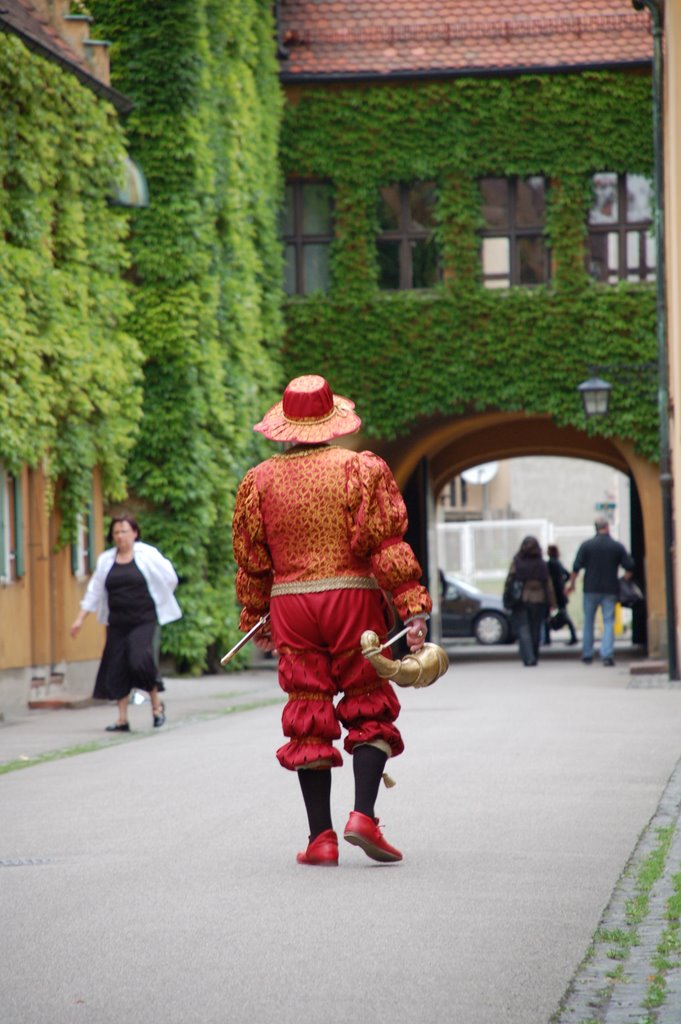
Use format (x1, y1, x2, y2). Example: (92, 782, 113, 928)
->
(437, 519, 595, 586)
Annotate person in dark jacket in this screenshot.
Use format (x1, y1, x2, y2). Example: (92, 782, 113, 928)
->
(546, 544, 578, 646)
(566, 517, 634, 667)
(504, 536, 556, 667)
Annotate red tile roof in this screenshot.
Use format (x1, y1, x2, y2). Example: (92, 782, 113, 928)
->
(278, 0, 652, 79)
(0, 0, 131, 111)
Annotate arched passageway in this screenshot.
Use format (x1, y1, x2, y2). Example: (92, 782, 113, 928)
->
(368, 412, 665, 658)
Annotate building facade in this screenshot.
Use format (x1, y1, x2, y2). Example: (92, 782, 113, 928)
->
(276, 0, 668, 655)
(0, 0, 140, 714)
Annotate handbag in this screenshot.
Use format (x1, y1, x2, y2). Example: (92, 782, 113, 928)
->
(618, 577, 644, 608)
(549, 609, 568, 630)
(503, 577, 524, 610)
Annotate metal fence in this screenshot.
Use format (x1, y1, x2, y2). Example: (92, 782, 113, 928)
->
(437, 519, 595, 589)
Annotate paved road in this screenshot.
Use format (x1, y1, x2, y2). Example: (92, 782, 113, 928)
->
(3, 646, 681, 1024)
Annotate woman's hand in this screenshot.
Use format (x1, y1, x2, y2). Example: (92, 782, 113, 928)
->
(70, 612, 87, 638)
(406, 617, 428, 652)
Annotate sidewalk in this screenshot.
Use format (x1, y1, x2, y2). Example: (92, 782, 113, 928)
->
(3, 645, 681, 1023)
(451, 642, 681, 1024)
(0, 658, 283, 770)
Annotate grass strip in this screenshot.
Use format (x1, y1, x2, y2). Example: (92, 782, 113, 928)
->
(0, 697, 283, 776)
(555, 824, 676, 1024)
(643, 862, 681, 1011)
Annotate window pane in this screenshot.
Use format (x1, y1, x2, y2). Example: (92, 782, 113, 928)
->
(590, 173, 618, 225)
(587, 234, 608, 281)
(517, 236, 547, 284)
(302, 243, 330, 293)
(607, 232, 619, 275)
(284, 244, 297, 294)
(480, 178, 509, 229)
(302, 184, 333, 234)
(626, 174, 652, 223)
(411, 237, 439, 288)
(377, 240, 401, 289)
(626, 230, 640, 272)
(516, 177, 545, 227)
(646, 231, 656, 270)
(282, 184, 295, 237)
(378, 186, 401, 231)
(482, 236, 509, 277)
(409, 182, 436, 231)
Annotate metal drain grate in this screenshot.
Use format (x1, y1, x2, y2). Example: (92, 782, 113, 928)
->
(0, 857, 54, 867)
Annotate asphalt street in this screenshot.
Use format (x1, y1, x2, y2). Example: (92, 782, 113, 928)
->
(3, 644, 681, 1024)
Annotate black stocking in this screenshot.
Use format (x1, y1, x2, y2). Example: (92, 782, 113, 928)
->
(297, 768, 333, 839)
(353, 743, 388, 819)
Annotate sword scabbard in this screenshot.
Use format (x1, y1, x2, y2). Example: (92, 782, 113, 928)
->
(220, 614, 271, 666)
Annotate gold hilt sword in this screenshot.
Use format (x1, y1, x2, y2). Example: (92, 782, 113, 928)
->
(220, 614, 271, 667)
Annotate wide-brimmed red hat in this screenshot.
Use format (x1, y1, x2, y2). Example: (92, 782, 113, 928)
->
(254, 374, 361, 444)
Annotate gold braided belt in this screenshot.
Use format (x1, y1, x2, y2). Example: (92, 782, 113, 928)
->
(270, 575, 379, 597)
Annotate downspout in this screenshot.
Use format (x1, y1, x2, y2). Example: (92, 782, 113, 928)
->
(632, 0, 678, 678)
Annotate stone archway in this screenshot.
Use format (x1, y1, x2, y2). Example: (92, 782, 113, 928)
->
(370, 412, 666, 658)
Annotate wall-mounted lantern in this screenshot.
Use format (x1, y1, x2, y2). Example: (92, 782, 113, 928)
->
(577, 376, 613, 417)
(108, 155, 149, 209)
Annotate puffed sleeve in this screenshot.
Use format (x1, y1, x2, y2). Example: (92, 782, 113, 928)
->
(346, 452, 432, 622)
(232, 468, 273, 631)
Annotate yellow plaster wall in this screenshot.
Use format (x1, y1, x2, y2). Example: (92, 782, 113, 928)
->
(59, 468, 107, 666)
(0, 468, 33, 669)
(0, 466, 105, 674)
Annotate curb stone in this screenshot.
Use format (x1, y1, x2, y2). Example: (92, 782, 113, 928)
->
(553, 755, 681, 1024)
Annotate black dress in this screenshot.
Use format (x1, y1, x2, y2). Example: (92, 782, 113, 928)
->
(92, 560, 164, 701)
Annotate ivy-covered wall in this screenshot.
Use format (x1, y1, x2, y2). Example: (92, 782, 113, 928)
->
(87, 0, 284, 671)
(0, 32, 142, 536)
(280, 72, 658, 461)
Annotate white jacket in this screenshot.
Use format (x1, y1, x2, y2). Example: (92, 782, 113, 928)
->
(81, 541, 182, 626)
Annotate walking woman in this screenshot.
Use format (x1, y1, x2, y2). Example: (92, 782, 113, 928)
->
(504, 536, 555, 667)
(547, 544, 578, 645)
(70, 515, 182, 731)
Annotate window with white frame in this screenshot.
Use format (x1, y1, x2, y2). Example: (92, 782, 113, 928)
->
(71, 503, 95, 578)
(0, 469, 23, 583)
(586, 172, 655, 283)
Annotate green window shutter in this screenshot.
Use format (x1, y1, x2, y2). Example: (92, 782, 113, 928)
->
(13, 476, 24, 578)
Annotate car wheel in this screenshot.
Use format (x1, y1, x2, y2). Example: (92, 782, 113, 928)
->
(473, 611, 509, 646)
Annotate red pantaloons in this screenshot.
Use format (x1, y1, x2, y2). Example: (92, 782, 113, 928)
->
(270, 589, 403, 770)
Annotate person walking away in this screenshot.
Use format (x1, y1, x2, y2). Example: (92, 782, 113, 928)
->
(547, 544, 578, 645)
(70, 515, 182, 730)
(566, 517, 634, 666)
(232, 374, 432, 867)
(504, 536, 556, 667)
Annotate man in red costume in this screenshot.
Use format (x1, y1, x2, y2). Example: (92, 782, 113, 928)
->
(232, 375, 432, 866)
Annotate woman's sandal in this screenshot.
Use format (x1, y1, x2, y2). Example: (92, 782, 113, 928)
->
(153, 702, 166, 728)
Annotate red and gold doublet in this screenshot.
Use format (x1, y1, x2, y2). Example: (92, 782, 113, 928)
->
(233, 444, 432, 770)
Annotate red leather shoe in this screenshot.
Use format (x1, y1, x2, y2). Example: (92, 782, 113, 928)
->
(296, 829, 339, 866)
(343, 811, 403, 863)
